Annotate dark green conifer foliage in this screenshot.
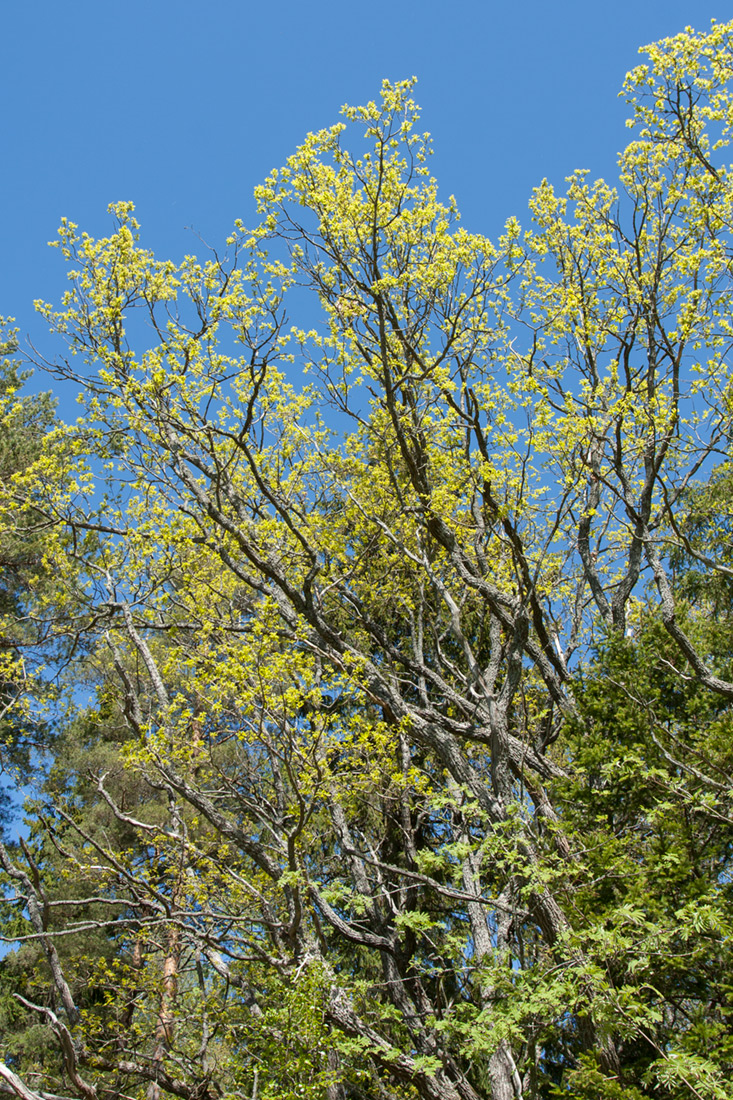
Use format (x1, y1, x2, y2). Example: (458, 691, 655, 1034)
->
(0, 332, 56, 827)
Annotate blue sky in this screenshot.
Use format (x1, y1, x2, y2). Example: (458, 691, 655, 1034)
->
(1, 0, 725, 393)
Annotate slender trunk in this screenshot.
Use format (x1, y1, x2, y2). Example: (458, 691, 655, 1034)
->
(325, 1048, 346, 1100)
(488, 1044, 519, 1100)
(460, 838, 520, 1100)
(147, 916, 180, 1100)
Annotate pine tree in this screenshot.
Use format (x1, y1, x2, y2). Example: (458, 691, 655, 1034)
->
(0, 324, 56, 828)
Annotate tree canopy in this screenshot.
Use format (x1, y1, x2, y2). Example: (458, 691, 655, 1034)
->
(2, 19, 733, 1100)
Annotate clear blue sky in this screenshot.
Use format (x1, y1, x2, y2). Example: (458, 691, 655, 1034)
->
(1, 0, 725, 380)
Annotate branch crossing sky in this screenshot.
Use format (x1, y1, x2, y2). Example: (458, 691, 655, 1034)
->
(2, 1, 723, 393)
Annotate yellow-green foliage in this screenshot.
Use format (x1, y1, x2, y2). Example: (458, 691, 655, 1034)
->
(3, 24, 733, 1100)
